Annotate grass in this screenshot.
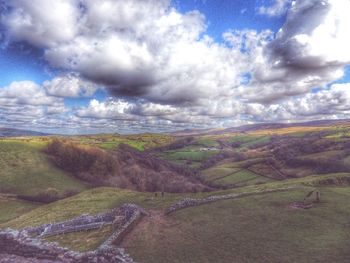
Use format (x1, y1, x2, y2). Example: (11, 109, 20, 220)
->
(126, 187, 350, 263)
(1, 178, 305, 230)
(0, 140, 89, 196)
(214, 169, 257, 184)
(0, 197, 39, 224)
(226, 134, 260, 144)
(202, 166, 241, 181)
(4, 173, 350, 258)
(250, 126, 330, 135)
(241, 136, 271, 148)
(214, 169, 272, 186)
(161, 150, 219, 162)
(70, 133, 175, 151)
(195, 138, 220, 147)
(4, 170, 328, 230)
(4, 128, 350, 261)
(224, 134, 271, 148)
(218, 157, 265, 168)
(325, 129, 350, 139)
(1, 187, 189, 229)
(46, 225, 114, 252)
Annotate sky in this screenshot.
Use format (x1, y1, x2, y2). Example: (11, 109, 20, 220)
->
(0, 0, 350, 134)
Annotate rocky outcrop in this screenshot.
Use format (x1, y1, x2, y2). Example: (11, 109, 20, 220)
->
(0, 204, 147, 263)
(166, 187, 296, 214)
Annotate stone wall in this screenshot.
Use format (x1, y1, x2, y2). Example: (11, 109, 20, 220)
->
(23, 204, 148, 239)
(0, 203, 147, 263)
(166, 187, 296, 214)
(102, 204, 146, 247)
(24, 207, 123, 238)
(0, 229, 134, 263)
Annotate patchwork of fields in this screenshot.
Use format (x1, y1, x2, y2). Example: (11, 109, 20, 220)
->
(2, 122, 350, 262)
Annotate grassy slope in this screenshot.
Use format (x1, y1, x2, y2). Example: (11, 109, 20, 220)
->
(71, 133, 174, 151)
(1, 187, 188, 229)
(4, 173, 350, 262)
(202, 167, 240, 181)
(127, 187, 350, 263)
(214, 169, 273, 186)
(46, 225, 114, 252)
(158, 146, 219, 168)
(162, 150, 219, 162)
(3, 127, 350, 261)
(0, 140, 89, 196)
(0, 197, 39, 224)
(3, 171, 343, 228)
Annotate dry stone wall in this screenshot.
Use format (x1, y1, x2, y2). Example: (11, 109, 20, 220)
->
(0, 203, 147, 263)
(166, 187, 296, 214)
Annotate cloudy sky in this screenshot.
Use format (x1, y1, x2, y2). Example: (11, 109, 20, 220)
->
(0, 0, 350, 134)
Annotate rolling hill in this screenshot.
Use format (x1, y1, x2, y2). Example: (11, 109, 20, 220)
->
(0, 127, 49, 137)
(2, 121, 350, 262)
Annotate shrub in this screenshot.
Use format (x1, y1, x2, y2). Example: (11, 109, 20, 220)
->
(45, 139, 210, 193)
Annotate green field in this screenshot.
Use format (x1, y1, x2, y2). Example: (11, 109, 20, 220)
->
(2, 124, 350, 262)
(195, 138, 220, 147)
(0, 140, 89, 196)
(202, 166, 241, 181)
(126, 187, 350, 263)
(1, 187, 188, 229)
(0, 197, 38, 224)
(46, 225, 114, 252)
(71, 133, 175, 151)
(213, 169, 273, 186)
(160, 149, 219, 164)
(3, 172, 350, 262)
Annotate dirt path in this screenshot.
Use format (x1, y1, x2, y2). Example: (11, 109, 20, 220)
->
(120, 209, 173, 248)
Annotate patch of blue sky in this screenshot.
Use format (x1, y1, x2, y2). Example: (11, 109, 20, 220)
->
(0, 44, 53, 87)
(174, 0, 286, 42)
(334, 66, 350, 84)
(240, 72, 252, 85)
(64, 89, 108, 108)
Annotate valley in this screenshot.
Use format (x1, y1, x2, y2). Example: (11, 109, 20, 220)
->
(2, 120, 350, 262)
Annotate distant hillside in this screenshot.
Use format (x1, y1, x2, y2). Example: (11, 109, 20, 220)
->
(45, 140, 209, 193)
(220, 119, 350, 134)
(173, 119, 350, 136)
(0, 128, 49, 137)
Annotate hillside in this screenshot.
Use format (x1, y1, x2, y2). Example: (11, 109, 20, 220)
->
(3, 173, 350, 262)
(0, 127, 49, 137)
(45, 139, 208, 193)
(0, 139, 89, 197)
(2, 122, 350, 262)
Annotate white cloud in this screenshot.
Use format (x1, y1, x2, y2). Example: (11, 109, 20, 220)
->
(258, 0, 291, 17)
(1, 0, 247, 106)
(1, 0, 80, 47)
(0, 80, 69, 130)
(0, 81, 61, 106)
(44, 74, 98, 98)
(245, 0, 350, 103)
(1, 0, 350, 132)
(76, 99, 135, 120)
